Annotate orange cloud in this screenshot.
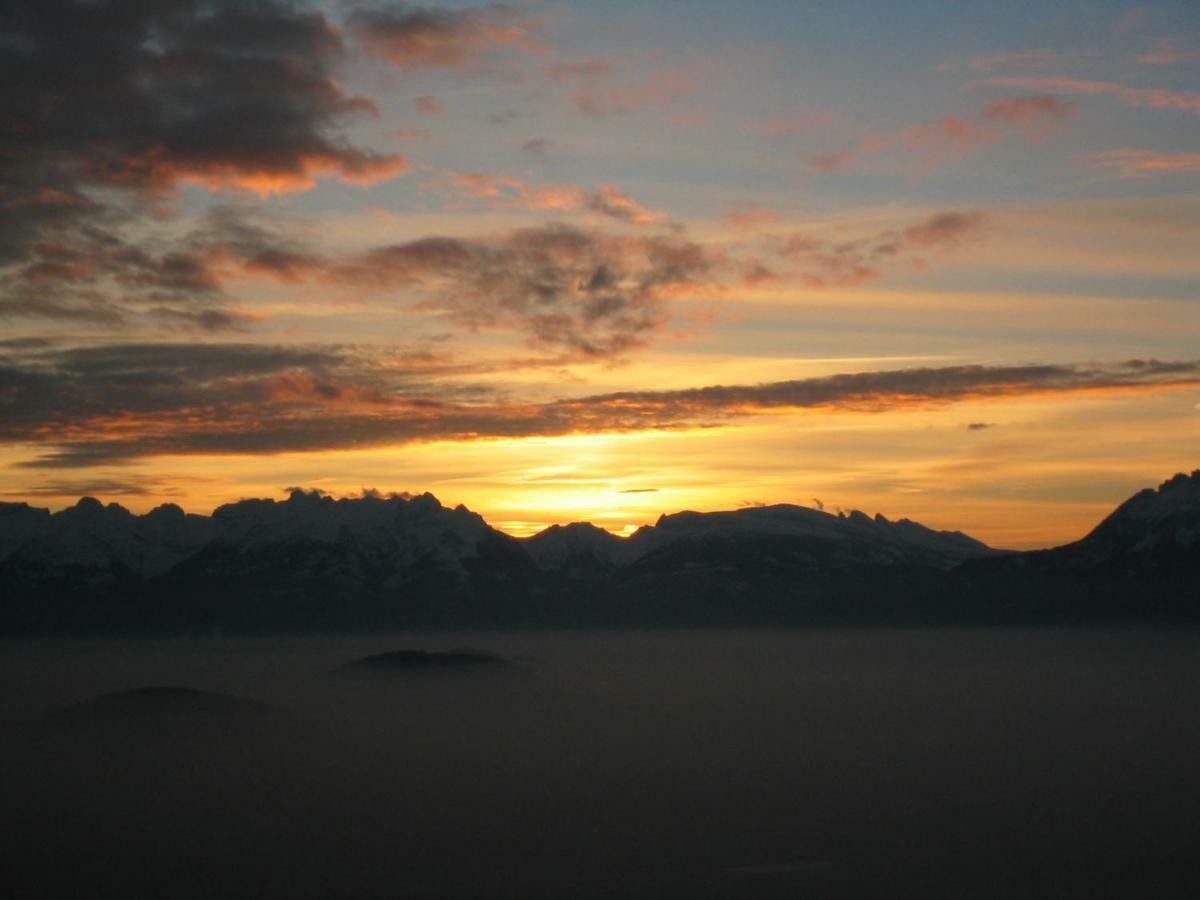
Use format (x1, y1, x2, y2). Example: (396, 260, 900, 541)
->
(724, 208, 781, 230)
(8, 349, 1198, 468)
(429, 169, 665, 224)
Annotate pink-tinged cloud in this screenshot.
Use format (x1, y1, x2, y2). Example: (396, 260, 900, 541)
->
(939, 48, 1099, 72)
(394, 128, 433, 141)
(982, 94, 1077, 139)
(1080, 149, 1200, 178)
(1112, 7, 1147, 35)
(1136, 40, 1200, 65)
(812, 94, 1083, 176)
(724, 207, 781, 230)
(414, 95, 445, 114)
(572, 70, 698, 118)
(983, 77, 1200, 112)
(348, 4, 544, 71)
(811, 117, 996, 174)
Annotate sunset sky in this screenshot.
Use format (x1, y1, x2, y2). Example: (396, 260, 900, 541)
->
(2, 0, 1198, 548)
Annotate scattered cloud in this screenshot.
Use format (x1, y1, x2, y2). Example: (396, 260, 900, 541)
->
(811, 116, 996, 174)
(724, 208, 781, 230)
(982, 77, 1200, 112)
(938, 48, 1099, 73)
(774, 211, 985, 286)
(543, 56, 615, 80)
(1136, 40, 1200, 65)
(571, 69, 698, 118)
(347, 3, 544, 71)
(394, 127, 433, 141)
(414, 95, 445, 114)
(982, 95, 1076, 139)
(427, 169, 666, 225)
(521, 138, 554, 156)
(1112, 7, 1148, 36)
(750, 112, 834, 138)
(812, 95, 1079, 175)
(340, 223, 714, 358)
(1078, 149, 1200, 178)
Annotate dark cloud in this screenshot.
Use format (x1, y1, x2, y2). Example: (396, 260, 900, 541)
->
(1, 1, 402, 199)
(348, 3, 542, 71)
(966, 422, 994, 431)
(341, 224, 713, 358)
(556, 361, 1200, 423)
(4, 478, 154, 498)
(0, 0, 404, 329)
(777, 211, 985, 286)
(189, 206, 325, 282)
(522, 138, 554, 156)
(3, 350, 1198, 468)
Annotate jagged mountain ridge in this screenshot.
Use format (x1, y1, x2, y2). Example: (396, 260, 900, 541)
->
(964, 470, 1200, 579)
(1, 473, 1197, 630)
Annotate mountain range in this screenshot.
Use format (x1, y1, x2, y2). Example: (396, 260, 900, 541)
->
(2, 471, 1197, 631)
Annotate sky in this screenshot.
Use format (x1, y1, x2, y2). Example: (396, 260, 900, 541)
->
(1, 0, 1198, 548)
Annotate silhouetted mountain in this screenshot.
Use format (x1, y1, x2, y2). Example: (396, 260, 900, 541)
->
(1, 473, 1197, 631)
(953, 471, 1200, 620)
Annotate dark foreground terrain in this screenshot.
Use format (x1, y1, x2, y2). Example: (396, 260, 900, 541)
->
(4, 628, 1200, 899)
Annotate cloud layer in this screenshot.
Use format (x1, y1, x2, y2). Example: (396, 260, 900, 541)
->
(3, 343, 1197, 468)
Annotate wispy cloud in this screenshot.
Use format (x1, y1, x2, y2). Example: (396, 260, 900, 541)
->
(1079, 149, 1200, 178)
(811, 95, 1076, 175)
(4, 350, 1197, 468)
(982, 77, 1200, 112)
(750, 111, 835, 138)
(571, 69, 699, 118)
(982, 95, 1076, 139)
(1136, 40, 1200, 65)
(773, 211, 985, 286)
(347, 3, 545, 71)
(426, 169, 666, 224)
(938, 48, 1099, 72)
(414, 95, 445, 114)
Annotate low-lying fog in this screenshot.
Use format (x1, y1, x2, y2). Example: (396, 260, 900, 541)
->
(4, 628, 1199, 899)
